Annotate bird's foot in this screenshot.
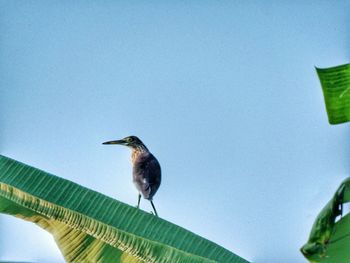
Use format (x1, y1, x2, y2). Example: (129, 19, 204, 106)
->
(150, 211, 158, 217)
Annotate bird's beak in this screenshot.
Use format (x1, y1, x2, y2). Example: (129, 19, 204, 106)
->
(102, 139, 126, 145)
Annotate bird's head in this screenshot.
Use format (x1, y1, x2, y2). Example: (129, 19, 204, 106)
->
(102, 135, 148, 151)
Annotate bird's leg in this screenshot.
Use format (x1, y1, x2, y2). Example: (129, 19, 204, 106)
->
(136, 194, 141, 209)
(150, 200, 158, 217)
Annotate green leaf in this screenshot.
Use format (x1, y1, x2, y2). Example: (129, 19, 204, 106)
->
(0, 155, 248, 263)
(301, 177, 350, 262)
(316, 64, 350, 124)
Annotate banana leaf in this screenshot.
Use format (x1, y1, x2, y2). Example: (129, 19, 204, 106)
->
(316, 63, 350, 124)
(0, 155, 248, 263)
(301, 177, 350, 262)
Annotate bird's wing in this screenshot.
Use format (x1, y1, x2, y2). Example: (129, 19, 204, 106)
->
(139, 156, 161, 200)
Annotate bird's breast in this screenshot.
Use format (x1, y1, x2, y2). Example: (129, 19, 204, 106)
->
(131, 151, 138, 164)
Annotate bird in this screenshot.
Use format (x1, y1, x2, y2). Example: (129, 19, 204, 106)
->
(102, 135, 161, 216)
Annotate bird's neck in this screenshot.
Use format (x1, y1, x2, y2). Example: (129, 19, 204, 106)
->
(131, 145, 149, 164)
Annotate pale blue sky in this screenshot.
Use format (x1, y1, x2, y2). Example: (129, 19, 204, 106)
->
(1, 1, 350, 262)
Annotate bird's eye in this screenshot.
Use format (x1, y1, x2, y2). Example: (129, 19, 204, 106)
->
(127, 137, 134, 142)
